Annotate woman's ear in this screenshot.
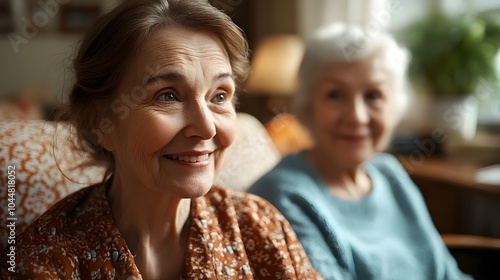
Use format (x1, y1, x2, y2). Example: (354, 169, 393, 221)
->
(100, 131, 115, 152)
(81, 101, 116, 152)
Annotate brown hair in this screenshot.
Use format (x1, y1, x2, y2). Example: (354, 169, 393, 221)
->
(64, 0, 249, 180)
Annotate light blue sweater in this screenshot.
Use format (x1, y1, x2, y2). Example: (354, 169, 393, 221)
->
(249, 153, 471, 280)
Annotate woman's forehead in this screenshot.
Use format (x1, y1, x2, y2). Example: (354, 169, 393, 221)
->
(137, 27, 227, 61)
(125, 27, 232, 78)
(319, 58, 394, 85)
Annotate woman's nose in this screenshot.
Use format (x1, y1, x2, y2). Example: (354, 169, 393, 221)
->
(183, 101, 217, 140)
(346, 97, 370, 125)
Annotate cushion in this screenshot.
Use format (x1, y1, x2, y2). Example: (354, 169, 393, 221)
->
(215, 113, 281, 191)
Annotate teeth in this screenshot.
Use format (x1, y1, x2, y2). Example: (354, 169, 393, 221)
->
(167, 154, 209, 163)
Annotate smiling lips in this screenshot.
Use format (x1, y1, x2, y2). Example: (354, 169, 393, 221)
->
(166, 154, 210, 163)
(339, 134, 369, 142)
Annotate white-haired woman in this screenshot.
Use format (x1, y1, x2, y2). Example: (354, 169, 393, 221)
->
(249, 24, 471, 280)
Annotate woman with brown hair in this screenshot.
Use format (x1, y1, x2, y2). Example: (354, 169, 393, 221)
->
(0, 0, 322, 279)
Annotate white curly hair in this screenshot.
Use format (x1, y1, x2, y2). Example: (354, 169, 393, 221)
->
(293, 23, 411, 125)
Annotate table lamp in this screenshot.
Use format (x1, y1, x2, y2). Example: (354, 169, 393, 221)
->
(246, 35, 305, 95)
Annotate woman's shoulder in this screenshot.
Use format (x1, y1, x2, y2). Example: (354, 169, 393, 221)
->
(249, 153, 317, 195)
(204, 186, 284, 218)
(200, 186, 323, 279)
(368, 153, 410, 180)
(369, 152, 403, 167)
(11, 182, 102, 237)
(202, 186, 293, 234)
(203, 186, 317, 249)
(16, 184, 103, 240)
(367, 153, 423, 201)
(269, 152, 312, 176)
(1, 183, 124, 278)
(20, 183, 108, 235)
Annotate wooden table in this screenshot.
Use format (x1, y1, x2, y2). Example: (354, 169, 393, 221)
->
(398, 155, 500, 279)
(397, 155, 500, 236)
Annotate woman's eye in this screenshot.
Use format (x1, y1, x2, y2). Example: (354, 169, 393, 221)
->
(366, 90, 382, 100)
(156, 92, 177, 102)
(212, 93, 227, 103)
(327, 90, 343, 99)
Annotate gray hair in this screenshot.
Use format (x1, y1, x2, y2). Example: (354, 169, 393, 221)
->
(293, 23, 411, 124)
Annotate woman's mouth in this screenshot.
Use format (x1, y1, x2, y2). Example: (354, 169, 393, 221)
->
(165, 154, 210, 163)
(338, 134, 369, 142)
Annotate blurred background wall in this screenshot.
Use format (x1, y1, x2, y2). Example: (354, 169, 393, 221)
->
(1, 0, 500, 132)
(0, 0, 121, 103)
(1, 0, 499, 101)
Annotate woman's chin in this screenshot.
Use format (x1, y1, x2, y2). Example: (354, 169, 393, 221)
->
(176, 182, 214, 199)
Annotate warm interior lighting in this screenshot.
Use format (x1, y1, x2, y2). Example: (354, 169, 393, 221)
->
(246, 35, 305, 95)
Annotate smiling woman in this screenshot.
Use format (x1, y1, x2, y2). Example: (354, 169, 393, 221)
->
(0, 0, 322, 279)
(249, 23, 472, 280)
(103, 27, 237, 200)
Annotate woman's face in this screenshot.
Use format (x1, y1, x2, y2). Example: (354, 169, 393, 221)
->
(102, 26, 237, 198)
(307, 54, 397, 167)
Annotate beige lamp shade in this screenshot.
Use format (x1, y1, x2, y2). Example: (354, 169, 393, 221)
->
(246, 35, 305, 95)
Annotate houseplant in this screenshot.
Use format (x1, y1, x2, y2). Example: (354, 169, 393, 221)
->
(403, 11, 500, 142)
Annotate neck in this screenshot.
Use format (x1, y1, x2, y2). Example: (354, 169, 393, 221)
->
(305, 149, 372, 200)
(107, 173, 191, 279)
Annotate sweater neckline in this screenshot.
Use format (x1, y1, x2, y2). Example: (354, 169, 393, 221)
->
(295, 152, 384, 208)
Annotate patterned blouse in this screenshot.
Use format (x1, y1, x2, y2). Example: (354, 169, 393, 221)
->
(1, 183, 323, 279)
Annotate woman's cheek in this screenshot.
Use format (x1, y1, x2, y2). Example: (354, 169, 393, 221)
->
(215, 110, 237, 147)
(135, 114, 178, 153)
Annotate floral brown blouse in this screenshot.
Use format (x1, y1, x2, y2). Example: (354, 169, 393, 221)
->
(1, 183, 323, 279)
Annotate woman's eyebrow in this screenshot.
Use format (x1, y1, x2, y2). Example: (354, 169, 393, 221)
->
(322, 76, 388, 87)
(322, 77, 347, 86)
(214, 72, 234, 82)
(145, 72, 234, 86)
(146, 72, 183, 86)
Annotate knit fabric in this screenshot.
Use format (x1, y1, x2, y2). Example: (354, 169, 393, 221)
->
(249, 152, 471, 280)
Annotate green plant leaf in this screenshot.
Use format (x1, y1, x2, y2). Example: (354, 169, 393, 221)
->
(403, 12, 500, 97)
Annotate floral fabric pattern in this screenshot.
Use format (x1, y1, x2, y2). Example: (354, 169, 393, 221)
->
(0, 121, 104, 250)
(1, 184, 322, 279)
